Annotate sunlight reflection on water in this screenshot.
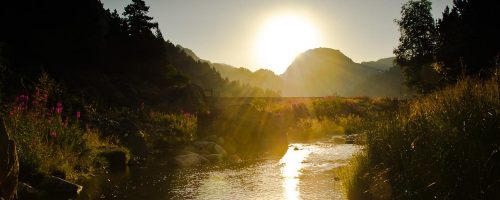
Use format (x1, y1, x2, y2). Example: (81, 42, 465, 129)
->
(80, 140, 359, 200)
(280, 144, 311, 200)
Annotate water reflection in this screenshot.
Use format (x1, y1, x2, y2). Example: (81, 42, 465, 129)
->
(80, 141, 358, 200)
(280, 144, 311, 200)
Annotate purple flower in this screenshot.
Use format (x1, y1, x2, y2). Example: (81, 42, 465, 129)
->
(49, 131, 57, 138)
(55, 102, 63, 114)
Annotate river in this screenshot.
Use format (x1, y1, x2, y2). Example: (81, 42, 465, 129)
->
(79, 138, 360, 200)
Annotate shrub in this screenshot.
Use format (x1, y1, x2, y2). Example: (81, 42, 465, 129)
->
(148, 111, 197, 143)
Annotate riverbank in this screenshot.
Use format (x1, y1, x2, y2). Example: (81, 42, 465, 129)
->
(342, 78, 500, 199)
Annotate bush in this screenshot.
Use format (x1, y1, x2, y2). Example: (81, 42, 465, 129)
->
(147, 111, 197, 143)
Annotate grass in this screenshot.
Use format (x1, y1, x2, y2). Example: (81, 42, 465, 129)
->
(343, 78, 500, 199)
(145, 111, 198, 145)
(3, 74, 124, 181)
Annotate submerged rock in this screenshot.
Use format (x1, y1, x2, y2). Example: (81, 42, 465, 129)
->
(0, 119, 19, 200)
(98, 148, 129, 170)
(205, 154, 225, 163)
(173, 153, 210, 167)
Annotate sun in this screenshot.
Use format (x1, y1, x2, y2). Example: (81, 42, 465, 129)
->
(254, 14, 320, 74)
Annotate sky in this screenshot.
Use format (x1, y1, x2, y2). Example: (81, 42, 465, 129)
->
(102, 0, 453, 74)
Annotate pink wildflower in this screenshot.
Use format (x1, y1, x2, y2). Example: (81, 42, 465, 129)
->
(55, 102, 63, 114)
(49, 131, 57, 138)
(76, 111, 81, 120)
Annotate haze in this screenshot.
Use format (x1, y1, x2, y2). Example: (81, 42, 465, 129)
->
(102, 0, 452, 74)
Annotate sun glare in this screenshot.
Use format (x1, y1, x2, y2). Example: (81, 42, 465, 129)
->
(255, 14, 320, 74)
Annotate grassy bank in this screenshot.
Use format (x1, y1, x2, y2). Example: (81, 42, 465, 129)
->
(3, 74, 127, 181)
(200, 96, 399, 157)
(342, 78, 500, 199)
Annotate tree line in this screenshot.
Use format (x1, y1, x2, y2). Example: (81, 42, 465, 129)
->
(0, 0, 277, 109)
(395, 0, 500, 93)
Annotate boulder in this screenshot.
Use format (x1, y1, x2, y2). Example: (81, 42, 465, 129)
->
(0, 119, 19, 200)
(229, 154, 242, 163)
(205, 154, 225, 163)
(98, 148, 129, 170)
(36, 175, 82, 199)
(17, 182, 41, 200)
(193, 141, 227, 156)
(173, 153, 209, 167)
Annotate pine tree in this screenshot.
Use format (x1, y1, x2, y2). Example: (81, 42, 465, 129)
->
(435, 1, 500, 81)
(123, 0, 157, 39)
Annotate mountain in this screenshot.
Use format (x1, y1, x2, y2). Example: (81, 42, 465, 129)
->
(211, 48, 405, 97)
(212, 63, 283, 92)
(282, 48, 381, 97)
(361, 57, 396, 71)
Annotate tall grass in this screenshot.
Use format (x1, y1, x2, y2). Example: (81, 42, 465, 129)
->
(344, 78, 500, 199)
(4, 74, 117, 180)
(147, 111, 198, 143)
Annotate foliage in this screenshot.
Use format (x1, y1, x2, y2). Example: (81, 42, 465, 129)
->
(287, 118, 344, 141)
(394, 0, 439, 93)
(3, 74, 119, 180)
(147, 111, 198, 143)
(435, 1, 500, 82)
(123, 0, 158, 38)
(345, 78, 500, 199)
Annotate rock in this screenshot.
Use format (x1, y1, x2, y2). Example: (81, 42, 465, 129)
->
(0, 119, 19, 200)
(211, 144, 227, 156)
(98, 148, 129, 170)
(17, 182, 41, 200)
(332, 137, 346, 144)
(173, 153, 209, 167)
(193, 141, 227, 156)
(205, 154, 225, 163)
(229, 154, 242, 163)
(36, 175, 82, 199)
(206, 135, 225, 145)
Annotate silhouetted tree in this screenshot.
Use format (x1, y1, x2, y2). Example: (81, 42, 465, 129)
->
(123, 0, 158, 39)
(394, 0, 438, 93)
(435, 1, 500, 82)
(107, 9, 129, 40)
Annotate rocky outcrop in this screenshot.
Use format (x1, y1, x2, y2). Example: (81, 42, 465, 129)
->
(0, 119, 19, 200)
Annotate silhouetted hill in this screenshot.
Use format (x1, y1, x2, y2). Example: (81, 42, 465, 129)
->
(282, 48, 382, 97)
(211, 48, 405, 97)
(212, 63, 283, 92)
(361, 57, 396, 71)
(177, 45, 202, 62)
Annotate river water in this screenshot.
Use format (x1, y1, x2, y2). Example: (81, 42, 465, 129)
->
(79, 138, 360, 200)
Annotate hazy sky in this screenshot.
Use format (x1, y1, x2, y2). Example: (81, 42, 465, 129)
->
(102, 0, 453, 74)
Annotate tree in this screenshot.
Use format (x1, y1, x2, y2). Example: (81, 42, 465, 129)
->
(394, 0, 438, 93)
(123, 0, 158, 39)
(107, 9, 128, 40)
(435, 1, 500, 82)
